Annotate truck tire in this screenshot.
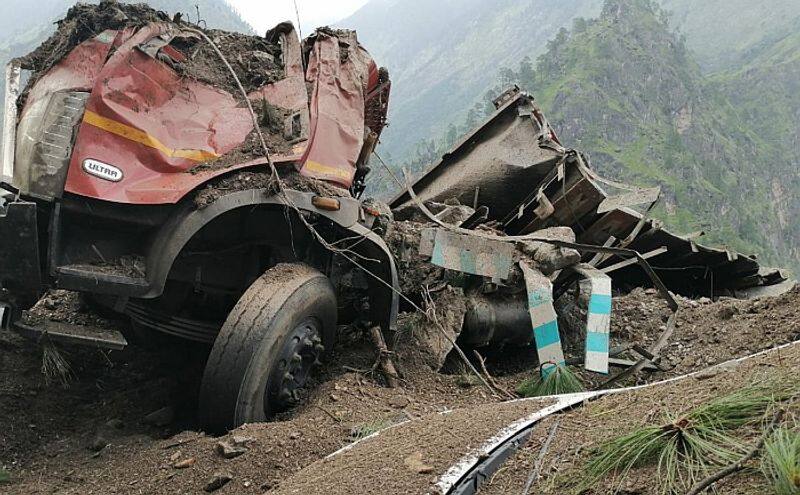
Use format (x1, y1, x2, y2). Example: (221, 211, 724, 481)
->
(198, 263, 336, 433)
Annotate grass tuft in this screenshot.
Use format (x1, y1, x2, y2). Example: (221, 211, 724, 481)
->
(583, 382, 790, 494)
(516, 363, 585, 397)
(0, 468, 9, 483)
(41, 341, 73, 388)
(350, 418, 394, 441)
(761, 426, 800, 495)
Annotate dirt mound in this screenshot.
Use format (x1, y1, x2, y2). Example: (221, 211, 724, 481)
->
(271, 397, 557, 495)
(176, 30, 284, 95)
(192, 169, 351, 209)
(594, 285, 800, 387)
(17, 1, 168, 74)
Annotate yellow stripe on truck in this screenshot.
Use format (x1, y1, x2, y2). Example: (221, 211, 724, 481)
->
(303, 159, 352, 180)
(82, 110, 219, 162)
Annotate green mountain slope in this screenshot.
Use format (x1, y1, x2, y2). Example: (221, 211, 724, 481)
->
(525, 0, 797, 265)
(342, 0, 800, 163)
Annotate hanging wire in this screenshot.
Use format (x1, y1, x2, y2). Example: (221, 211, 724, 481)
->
(293, 0, 303, 40)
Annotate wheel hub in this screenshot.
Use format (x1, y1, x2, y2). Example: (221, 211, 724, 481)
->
(269, 318, 325, 413)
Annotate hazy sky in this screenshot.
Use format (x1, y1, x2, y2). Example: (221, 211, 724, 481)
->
(225, 0, 370, 35)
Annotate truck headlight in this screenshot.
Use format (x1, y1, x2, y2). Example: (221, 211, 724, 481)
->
(13, 90, 89, 200)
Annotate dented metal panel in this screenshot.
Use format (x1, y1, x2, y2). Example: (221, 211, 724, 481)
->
(299, 31, 374, 188)
(390, 92, 562, 220)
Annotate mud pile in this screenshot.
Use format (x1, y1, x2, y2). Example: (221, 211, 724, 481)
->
(175, 30, 283, 94)
(17, 1, 168, 75)
(192, 169, 350, 209)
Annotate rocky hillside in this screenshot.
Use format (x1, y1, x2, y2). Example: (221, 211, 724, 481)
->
(351, 0, 800, 270)
(524, 0, 800, 264)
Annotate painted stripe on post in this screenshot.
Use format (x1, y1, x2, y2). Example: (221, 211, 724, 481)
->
(533, 321, 561, 348)
(585, 331, 609, 353)
(588, 294, 612, 314)
(584, 350, 608, 373)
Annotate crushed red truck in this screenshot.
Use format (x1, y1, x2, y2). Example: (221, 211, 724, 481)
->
(0, 2, 790, 434)
(0, 2, 395, 432)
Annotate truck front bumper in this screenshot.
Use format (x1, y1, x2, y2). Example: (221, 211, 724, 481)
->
(0, 200, 42, 322)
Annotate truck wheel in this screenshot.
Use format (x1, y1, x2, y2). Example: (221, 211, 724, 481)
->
(198, 263, 336, 433)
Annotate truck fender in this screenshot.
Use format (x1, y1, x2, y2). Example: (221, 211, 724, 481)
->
(144, 188, 399, 333)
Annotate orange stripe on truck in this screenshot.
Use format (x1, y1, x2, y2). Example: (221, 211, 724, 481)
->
(82, 110, 219, 162)
(303, 160, 353, 180)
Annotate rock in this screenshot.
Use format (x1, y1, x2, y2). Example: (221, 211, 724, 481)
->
(231, 435, 255, 447)
(519, 227, 580, 275)
(104, 418, 124, 429)
(435, 205, 475, 226)
(389, 396, 410, 409)
(404, 451, 434, 474)
(88, 435, 109, 452)
(204, 472, 233, 492)
(717, 305, 740, 320)
(173, 457, 196, 469)
(216, 440, 247, 459)
(143, 406, 175, 427)
(693, 360, 740, 380)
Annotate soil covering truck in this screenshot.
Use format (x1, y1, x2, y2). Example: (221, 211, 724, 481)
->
(0, 2, 395, 432)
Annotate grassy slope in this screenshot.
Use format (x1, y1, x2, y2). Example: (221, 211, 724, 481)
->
(659, 0, 800, 72)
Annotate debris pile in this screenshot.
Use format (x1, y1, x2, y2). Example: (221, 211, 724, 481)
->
(378, 87, 793, 392)
(17, 1, 168, 79)
(174, 30, 284, 94)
